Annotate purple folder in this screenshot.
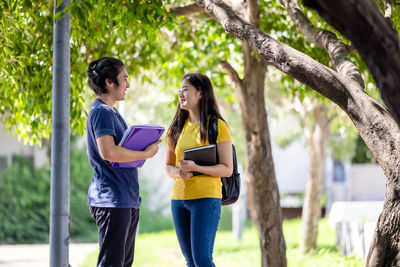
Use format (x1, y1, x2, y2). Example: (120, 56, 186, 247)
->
(111, 124, 165, 168)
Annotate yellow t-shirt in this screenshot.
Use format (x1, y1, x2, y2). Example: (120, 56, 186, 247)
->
(171, 118, 232, 200)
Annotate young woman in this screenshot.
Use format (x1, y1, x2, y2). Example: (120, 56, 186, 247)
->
(165, 73, 233, 267)
(86, 57, 161, 267)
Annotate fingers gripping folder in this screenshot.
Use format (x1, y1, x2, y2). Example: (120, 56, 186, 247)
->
(111, 124, 165, 168)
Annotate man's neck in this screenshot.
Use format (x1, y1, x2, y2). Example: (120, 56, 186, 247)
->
(98, 94, 116, 110)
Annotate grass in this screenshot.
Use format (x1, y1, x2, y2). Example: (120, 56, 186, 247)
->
(283, 219, 365, 267)
(80, 218, 366, 267)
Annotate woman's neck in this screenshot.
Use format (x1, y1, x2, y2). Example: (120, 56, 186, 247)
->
(98, 94, 116, 109)
(188, 109, 200, 123)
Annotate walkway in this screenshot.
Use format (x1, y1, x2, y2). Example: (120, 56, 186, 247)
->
(0, 243, 98, 267)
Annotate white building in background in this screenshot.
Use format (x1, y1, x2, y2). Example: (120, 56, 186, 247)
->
(269, 116, 386, 206)
(271, 137, 310, 195)
(0, 123, 48, 176)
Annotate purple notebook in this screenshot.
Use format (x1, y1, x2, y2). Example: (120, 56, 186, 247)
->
(111, 124, 165, 168)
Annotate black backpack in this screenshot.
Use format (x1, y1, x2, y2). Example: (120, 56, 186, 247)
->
(208, 115, 241, 205)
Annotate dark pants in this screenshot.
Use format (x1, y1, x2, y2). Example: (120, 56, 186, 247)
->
(90, 206, 139, 267)
(171, 198, 221, 267)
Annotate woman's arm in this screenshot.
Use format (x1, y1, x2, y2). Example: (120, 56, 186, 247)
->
(164, 137, 191, 179)
(96, 134, 161, 162)
(179, 141, 233, 177)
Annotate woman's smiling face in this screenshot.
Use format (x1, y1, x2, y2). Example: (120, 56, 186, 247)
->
(178, 79, 202, 111)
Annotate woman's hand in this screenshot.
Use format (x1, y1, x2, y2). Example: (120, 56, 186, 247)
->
(178, 159, 197, 173)
(179, 169, 192, 180)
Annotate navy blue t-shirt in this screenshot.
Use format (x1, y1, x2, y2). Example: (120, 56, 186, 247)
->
(86, 98, 140, 208)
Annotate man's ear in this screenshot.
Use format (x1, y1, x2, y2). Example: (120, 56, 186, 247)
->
(105, 78, 113, 88)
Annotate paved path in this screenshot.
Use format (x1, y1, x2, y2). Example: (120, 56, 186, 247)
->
(0, 243, 98, 267)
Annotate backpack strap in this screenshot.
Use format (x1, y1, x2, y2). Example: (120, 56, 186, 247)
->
(208, 115, 219, 145)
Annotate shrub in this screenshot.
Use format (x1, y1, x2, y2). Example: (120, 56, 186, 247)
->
(218, 206, 233, 231)
(0, 156, 50, 243)
(0, 135, 98, 244)
(69, 138, 97, 242)
(138, 178, 174, 233)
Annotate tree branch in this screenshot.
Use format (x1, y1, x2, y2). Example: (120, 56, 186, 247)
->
(220, 60, 243, 87)
(281, 0, 364, 88)
(193, 0, 399, 175)
(169, 3, 204, 16)
(196, 0, 346, 106)
(303, 0, 400, 128)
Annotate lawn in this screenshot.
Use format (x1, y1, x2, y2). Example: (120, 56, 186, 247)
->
(80, 218, 366, 267)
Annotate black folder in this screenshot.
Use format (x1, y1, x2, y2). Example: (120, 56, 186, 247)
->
(183, 144, 217, 176)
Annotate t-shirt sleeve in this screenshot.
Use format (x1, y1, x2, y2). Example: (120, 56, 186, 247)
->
(91, 107, 116, 139)
(216, 119, 232, 143)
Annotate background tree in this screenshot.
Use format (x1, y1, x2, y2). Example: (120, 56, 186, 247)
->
(275, 91, 332, 253)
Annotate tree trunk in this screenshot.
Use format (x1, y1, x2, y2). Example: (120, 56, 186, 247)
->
(222, 45, 287, 266)
(300, 104, 330, 253)
(240, 58, 287, 267)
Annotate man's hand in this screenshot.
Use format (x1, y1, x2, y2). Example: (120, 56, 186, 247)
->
(144, 140, 162, 158)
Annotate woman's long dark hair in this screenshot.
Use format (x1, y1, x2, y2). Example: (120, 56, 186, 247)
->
(167, 73, 224, 148)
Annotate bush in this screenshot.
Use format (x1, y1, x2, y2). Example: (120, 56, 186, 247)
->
(69, 138, 97, 242)
(0, 135, 98, 244)
(138, 178, 175, 233)
(0, 156, 50, 243)
(218, 206, 233, 231)
(138, 208, 175, 233)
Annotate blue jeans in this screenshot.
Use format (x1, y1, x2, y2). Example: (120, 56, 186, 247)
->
(171, 198, 221, 267)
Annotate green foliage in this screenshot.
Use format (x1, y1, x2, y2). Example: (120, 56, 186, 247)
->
(328, 108, 360, 162)
(0, 156, 50, 243)
(0, 0, 173, 144)
(136, 177, 175, 233)
(351, 135, 373, 164)
(218, 206, 233, 231)
(0, 2, 53, 145)
(0, 135, 95, 244)
(138, 208, 175, 233)
(69, 135, 97, 242)
(274, 121, 302, 149)
(224, 105, 248, 167)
